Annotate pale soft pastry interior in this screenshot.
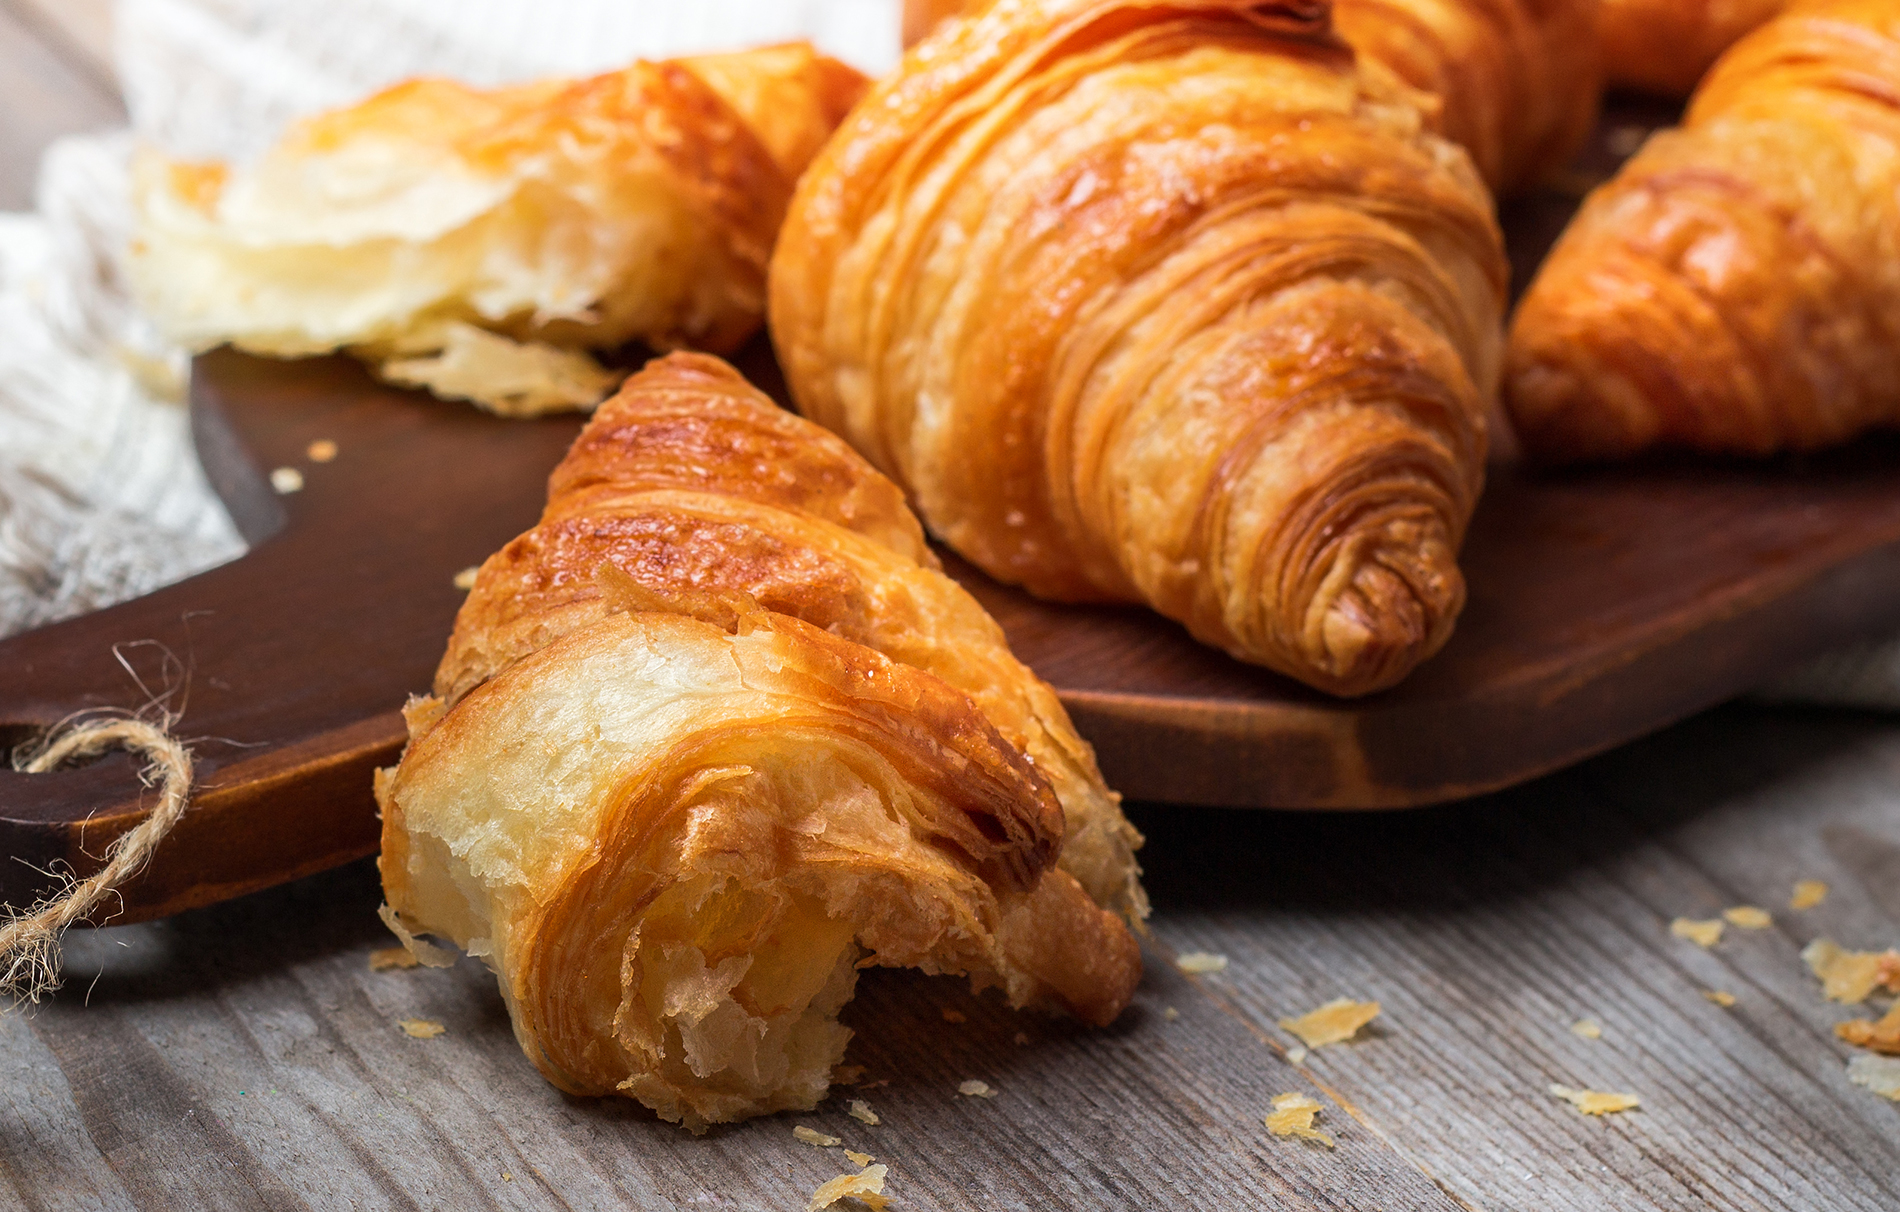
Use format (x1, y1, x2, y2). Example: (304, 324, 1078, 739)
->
(380, 607, 1140, 1131)
(377, 353, 1144, 1131)
(131, 43, 865, 415)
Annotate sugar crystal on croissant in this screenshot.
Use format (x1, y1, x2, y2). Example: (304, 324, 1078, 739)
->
(377, 353, 1143, 1130)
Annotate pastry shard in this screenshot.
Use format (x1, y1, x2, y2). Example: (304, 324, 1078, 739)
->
(132, 45, 865, 415)
(899, 0, 1599, 192)
(1507, 1, 1900, 460)
(776, 0, 1504, 696)
(1600, 0, 1787, 97)
(377, 354, 1143, 1130)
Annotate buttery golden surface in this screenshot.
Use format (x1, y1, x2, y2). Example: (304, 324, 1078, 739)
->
(774, 0, 1505, 696)
(1332, 0, 1600, 191)
(1599, 0, 1788, 97)
(442, 352, 1147, 923)
(132, 45, 865, 414)
(378, 354, 1143, 1130)
(900, 0, 1600, 192)
(1507, 0, 1900, 459)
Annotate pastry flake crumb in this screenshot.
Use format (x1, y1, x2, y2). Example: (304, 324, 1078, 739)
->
(1703, 989, 1737, 1007)
(398, 1018, 445, 1039)
(1176, 952, 1228, 975)
(1802, 938, 1900, 1003)
(1571, 1019, 1603, 1040)
(452, 566, 480, 591)
(1671, 917, 1724, 947)
(844, 1150, 874, 1167)
(957, 1080, 996, 1098)
(807, 1163, 889, 1212)
(269, 466, 304, 494)
(1161, 1006, 1180, 1021)
(848, 1099, 880, 1126)
(1836, 1003, 1900, 1055)
(1280, 998, 1380, 1049)
(1847, 1053, 1900, 1101)
(1549, 1085, 1640, 1116)
(1263, 1092, 1334, 1148)
(941, 1008, 966, 1023)
(1791, 879, 1829, 911)
(306, 438, 338, 462)
(1723, 906, 1772, 930)
(1286, 1046, 1308, 1065)
(369, 946, 420, 971)
(794, 1126, 842, 1147)
(832, 1065, 866, 1086)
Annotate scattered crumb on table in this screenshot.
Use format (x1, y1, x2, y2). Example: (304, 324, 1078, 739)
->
(1280, 999, 1381, 1049)
(1549, 1085, 1640, 1116)
(1671, 917, 1724, 948)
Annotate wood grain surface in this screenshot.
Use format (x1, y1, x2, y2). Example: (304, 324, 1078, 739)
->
(3, 704, 1895, 1210)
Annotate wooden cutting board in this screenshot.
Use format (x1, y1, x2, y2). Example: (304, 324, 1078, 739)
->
(6, 100, 1900, 923)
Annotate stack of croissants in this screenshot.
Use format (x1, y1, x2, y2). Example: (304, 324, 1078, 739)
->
(133, 0, 1900, 1130)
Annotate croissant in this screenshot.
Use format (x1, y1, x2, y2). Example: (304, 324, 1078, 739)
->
(1331, 0, 1600, 192)
(773, 0, 1506, 697)
(1507, 0, 1900, 460)
(132, 44, 865, 415)
(899, 0, 1599, 192)
(1599, 0, 1787, 96)
(377, 353, 1144, 1129)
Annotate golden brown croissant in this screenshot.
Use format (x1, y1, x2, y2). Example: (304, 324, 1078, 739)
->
(1507, 0, 1900, 460)
(1331, 0, 1600, 191)
(899, 0, 1599, 192)
(1599, 0, 1787, 96)
(773, 0, 1506, 697)
(132, 45, 865, 415)
(377, 353, 1144, 1129)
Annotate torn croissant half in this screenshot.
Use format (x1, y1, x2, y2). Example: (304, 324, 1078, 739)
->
(377, 352, 1144, 1130)
(130, 43, 866, 416)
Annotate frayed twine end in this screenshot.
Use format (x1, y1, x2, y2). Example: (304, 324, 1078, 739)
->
(0, 714, 193, 1006)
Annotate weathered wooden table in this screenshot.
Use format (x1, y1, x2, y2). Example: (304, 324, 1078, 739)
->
(3, 10, 1897, 1211)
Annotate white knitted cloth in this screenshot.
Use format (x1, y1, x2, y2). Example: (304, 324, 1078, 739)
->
(0, 0, 898, 639)
(0, 0, 1891, 707)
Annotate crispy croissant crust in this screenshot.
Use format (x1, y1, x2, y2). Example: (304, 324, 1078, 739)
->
(131, 44, 865, 414)
(899, 0, 1598, 193)
(380, 609, 1139, 1131)
(773, 0, 1505, 696)
(441, 352, 1147, 923)
(379, 354, 1143, 1129)
(1506, 1, 1900, 460)
(1600, 0, 1787, 96)
(1331, 0, 1600, 192)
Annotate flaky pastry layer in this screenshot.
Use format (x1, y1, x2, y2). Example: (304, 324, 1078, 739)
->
(774, 0, 1505, 696)
(378, 353, 1143, 1129)
(132, 44, 864, 415)
(1507, 0, 1900, 459)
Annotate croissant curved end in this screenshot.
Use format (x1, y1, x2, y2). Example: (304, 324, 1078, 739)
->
(377, 610, 1140, 1130)
(1294, 513, 1466, 696)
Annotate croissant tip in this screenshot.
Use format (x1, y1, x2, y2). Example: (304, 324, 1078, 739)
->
(1305, 539, 1465, 697)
